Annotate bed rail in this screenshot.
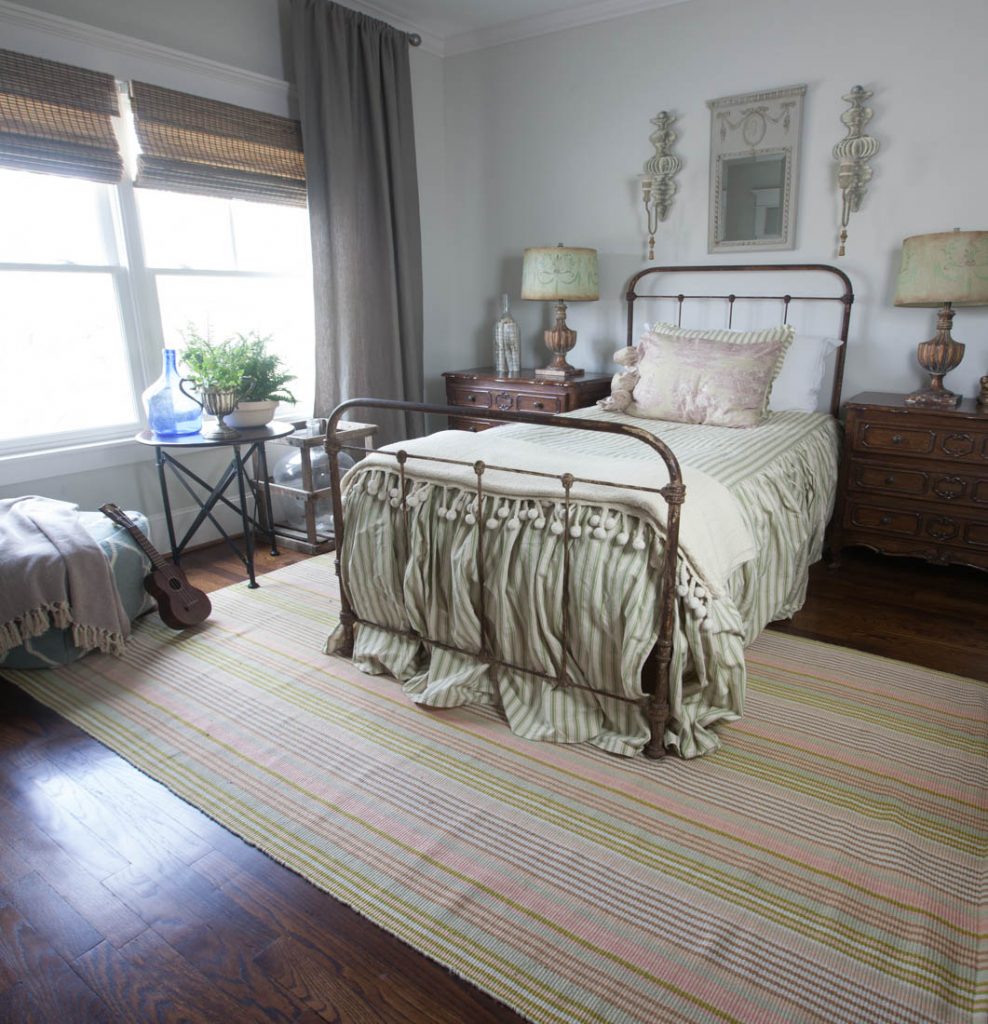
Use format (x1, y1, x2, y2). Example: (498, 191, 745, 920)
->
(326, 397, 685, 759)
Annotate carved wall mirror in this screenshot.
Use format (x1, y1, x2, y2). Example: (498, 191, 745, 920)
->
(707, 84, 806, 253)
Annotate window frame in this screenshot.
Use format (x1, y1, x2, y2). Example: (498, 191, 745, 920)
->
(0, 167, 312, 465)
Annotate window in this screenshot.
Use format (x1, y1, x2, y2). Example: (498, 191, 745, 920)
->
(0, 54, 313, 459)
(0, 168, 139, 449)
(137, 188, 314, 418)
(0, 170, 314, 456)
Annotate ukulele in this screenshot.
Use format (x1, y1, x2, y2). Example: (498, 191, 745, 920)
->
(99, 503, 212, 630)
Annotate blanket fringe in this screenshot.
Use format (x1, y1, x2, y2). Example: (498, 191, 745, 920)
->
(0, 602, 126, 659)
(352, 467, 715, 629)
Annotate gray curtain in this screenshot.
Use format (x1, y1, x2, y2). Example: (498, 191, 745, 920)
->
(288, 0, 424, 443)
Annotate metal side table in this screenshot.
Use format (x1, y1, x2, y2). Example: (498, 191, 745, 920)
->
(136, 421, 295, 588)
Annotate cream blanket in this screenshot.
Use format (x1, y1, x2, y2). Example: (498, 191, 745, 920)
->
(0, 497, 131, 659)
(344, 428, 755, 596)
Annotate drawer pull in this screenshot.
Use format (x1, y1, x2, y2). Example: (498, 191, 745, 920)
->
(933, 476, 965, 500)
(927, 517, 958, 542)
(879, 515, 892, 526)
(467, 394, 476, 402)
(891, 434, 903, 445)
(533, 401, 544, 410)
(884, 475, 895, 486)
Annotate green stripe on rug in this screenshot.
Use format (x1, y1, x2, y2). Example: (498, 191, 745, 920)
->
(3, 554, 985, 1024)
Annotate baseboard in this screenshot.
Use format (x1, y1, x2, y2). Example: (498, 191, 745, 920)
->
(142, 503, 245, 556)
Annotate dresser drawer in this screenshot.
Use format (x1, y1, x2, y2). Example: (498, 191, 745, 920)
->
(851, 414, 988, 464)
(848, 461, 928, 497)
(447, 386, 491, 409)
(843, 498, 988, 551)
(853, 421, 935, 456)
(847, 459, 988, 509)
(448, 416, 501, 432)
(517, 393, 561, 414)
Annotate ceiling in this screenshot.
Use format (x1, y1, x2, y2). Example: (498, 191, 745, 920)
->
(343, 0, 689, 56)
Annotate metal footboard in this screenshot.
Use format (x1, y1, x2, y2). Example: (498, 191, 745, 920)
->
(326, 398, 685, 759)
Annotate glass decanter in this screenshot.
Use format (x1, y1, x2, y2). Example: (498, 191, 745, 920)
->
(141, 348, 203, 436)
(494, 293, 520, 374)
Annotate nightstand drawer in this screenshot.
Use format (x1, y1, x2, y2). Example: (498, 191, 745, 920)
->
(517, 394, 561, 414)
(847, 459, 988, 509)
(849, 461, 928, 497)
(448, 386, 491, 409)
(852, 414, 988, 465)
(844, 498, 988, 551)
(847, 501, 922, 537)
(854, 421, 935, 456)
(443, 368, 612, 432)
(448, 416, 501, 432)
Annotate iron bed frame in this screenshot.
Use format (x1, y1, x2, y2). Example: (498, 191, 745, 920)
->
(326, 264, 854, 759)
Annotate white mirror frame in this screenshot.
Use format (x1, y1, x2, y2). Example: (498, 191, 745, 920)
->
(707, 84, 806, 254)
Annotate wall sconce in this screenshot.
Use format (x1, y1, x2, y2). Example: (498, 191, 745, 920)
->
(640, 110, 681, 260)
(833, 85, 879, 256)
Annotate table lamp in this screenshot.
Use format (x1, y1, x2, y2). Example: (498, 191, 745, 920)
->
(521, 244, 599, 379)
(893, 230, 988, 407)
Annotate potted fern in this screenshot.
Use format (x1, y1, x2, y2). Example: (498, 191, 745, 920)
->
(180, 328, 297, 429)
(225, 331, 297, 428)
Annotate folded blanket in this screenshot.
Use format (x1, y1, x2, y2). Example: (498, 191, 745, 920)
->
(344, 427, 756, 597)
(0, 497, 131, 659)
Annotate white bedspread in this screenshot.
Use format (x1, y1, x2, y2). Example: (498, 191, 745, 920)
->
(346, 428, 756, 597)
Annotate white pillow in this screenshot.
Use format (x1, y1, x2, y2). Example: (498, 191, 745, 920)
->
(770, 334, 843, 412)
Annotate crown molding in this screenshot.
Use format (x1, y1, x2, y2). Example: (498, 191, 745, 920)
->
(0, 0, 292, 114)
(327, 0, 445, 56)
(443, 0, 692, 57)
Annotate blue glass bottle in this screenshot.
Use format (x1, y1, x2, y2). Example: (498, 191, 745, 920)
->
(141, 348, 202, 436)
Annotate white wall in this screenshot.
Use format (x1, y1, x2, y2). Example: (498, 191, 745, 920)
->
(440, 0, 988, 403)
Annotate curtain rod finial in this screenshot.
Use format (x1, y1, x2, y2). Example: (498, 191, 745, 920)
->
(407, 32, 422, 46)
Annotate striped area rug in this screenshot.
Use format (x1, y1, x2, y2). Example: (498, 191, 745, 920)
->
(3, 555, 985, 1023)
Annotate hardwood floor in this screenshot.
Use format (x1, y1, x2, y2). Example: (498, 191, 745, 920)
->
(769, 548, 988, 682)
(0, 543, 985, 1021)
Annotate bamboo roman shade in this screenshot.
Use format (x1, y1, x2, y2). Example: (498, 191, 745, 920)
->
(129, 82, 306, 206)
(0, 48, 123, 182)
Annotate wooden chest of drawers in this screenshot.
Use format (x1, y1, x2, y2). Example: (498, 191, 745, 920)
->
(833, 391, 988, 571)
(442, 367, 612, 432)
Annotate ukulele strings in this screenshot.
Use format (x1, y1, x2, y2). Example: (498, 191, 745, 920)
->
(105, 506, 202, 610)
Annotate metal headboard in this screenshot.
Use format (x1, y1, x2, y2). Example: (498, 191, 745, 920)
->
(625, 264, 854, 417)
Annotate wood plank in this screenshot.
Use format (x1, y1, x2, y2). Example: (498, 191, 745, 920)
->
(194, 849, 523, 1024)
(3, 871, 103, 962)
(73, 928, 263, 1024)
(0, 900, 113, 1022)
(0, 791, 146, 949)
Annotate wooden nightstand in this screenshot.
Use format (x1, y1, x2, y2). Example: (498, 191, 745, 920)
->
(832, 392, 988, 571)
(442, 367, 612, 431)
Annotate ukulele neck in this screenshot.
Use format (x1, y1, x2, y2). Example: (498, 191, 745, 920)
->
(100, 505, 171, 572)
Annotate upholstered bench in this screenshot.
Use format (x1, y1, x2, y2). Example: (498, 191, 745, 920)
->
(0, 510, 155, 669)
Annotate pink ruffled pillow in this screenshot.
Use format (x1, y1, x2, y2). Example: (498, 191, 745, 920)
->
(631, 332, 788, 427)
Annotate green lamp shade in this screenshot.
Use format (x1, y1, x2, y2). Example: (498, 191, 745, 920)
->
(521, 245, 599, 302)
(894, 231, 988, 308)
